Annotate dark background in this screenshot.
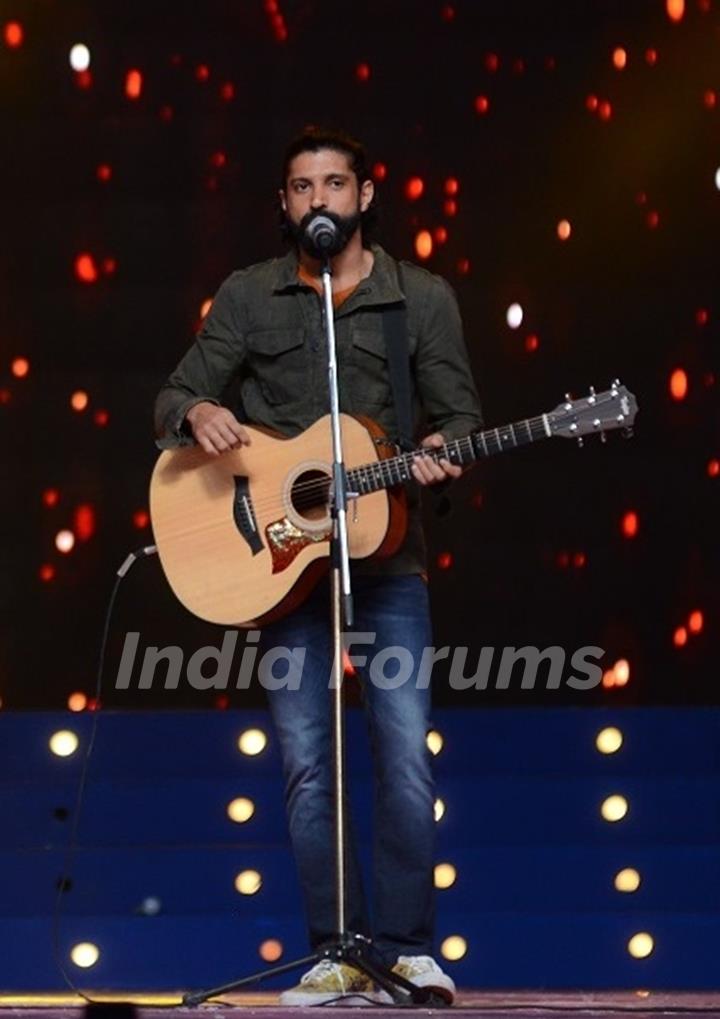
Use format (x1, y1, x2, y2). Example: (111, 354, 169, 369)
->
(1, 0, 717, 709)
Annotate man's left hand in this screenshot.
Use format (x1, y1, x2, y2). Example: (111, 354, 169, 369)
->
(411, 433, 463, 486)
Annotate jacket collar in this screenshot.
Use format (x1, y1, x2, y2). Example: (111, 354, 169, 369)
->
(271, 243, 405, 306)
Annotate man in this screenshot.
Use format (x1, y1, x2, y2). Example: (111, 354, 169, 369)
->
(155, 127, 482, 1005)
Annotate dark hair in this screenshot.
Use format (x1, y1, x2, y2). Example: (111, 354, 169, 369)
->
(278, 125, 379, 243)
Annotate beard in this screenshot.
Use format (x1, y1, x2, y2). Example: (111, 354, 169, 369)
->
(285, 206, 362, 259)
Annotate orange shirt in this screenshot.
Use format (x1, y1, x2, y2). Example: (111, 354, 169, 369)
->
(298, 265, 357, 309)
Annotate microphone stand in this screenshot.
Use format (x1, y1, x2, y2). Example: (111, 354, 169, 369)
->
(183, 247, 440, 1008)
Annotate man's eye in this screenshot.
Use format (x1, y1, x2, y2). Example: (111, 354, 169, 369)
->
(294, 182, 308, 192)
(330, 179, 344, 188)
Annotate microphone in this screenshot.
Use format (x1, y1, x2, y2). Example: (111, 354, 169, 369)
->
(304, 213, 339, 253)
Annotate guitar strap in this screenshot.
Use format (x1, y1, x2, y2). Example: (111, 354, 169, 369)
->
(382, 262, 415, 452)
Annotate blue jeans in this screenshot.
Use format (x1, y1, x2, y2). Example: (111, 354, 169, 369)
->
(261, 573, 435, 964)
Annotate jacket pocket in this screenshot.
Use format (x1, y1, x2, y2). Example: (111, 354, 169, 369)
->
(350, 327, 393, 408)
(245, 328, 306, 405)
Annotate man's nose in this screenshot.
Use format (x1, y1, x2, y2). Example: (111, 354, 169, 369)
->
(310, 190, 327, 209)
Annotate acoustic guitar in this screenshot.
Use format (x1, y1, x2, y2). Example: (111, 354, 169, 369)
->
(150, 382, 637, 627)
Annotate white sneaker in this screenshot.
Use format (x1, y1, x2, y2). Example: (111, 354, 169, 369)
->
(279, 959, 381, 1006)
(391, 954, 456, 1004)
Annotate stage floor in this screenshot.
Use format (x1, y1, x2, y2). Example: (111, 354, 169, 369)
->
(0, 990, 719, 1017)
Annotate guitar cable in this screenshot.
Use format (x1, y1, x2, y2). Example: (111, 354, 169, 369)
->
(50, 544, 176, 1008)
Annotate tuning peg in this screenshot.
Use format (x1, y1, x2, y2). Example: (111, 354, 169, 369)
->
(623, 427, 634, 439)
(589, 385, 596, 395)
(577, 436, 584, 448)
(600, 431, 607, 444)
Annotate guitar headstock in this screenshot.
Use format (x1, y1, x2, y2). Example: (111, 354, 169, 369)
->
(548, 381, 638, 444)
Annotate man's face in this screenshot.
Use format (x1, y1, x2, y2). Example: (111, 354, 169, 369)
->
(280, 148, 374, 258)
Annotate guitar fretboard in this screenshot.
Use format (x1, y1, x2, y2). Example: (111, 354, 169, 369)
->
(347, 414, 551, 494)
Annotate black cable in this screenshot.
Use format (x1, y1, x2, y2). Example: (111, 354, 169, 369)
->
(50, 546, 167, 1008)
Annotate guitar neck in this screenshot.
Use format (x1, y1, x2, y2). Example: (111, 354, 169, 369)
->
(348, 413, 553, 494)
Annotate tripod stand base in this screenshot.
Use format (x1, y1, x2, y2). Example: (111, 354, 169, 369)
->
(182, 933, 451, 1008)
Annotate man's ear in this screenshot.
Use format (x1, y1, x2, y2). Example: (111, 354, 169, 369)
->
(278, 188, 287, 213)
(360, 178, 374, 213)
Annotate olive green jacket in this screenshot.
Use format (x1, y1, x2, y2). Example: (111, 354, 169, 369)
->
(155, 244, 483, 574)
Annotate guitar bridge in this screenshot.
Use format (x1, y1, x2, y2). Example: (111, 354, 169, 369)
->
(233, 476, 263, 556)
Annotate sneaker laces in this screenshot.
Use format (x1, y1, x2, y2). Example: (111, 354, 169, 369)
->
(396, 955, 437, 975)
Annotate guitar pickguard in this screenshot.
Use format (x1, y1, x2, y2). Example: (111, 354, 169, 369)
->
(266, 517, 331, 574)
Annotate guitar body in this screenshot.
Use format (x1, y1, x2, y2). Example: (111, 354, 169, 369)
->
(150, 414, 407, 627)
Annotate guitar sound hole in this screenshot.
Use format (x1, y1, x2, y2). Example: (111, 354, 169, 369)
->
(290, 469, 331, 523)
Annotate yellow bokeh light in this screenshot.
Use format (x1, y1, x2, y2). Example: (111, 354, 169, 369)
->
(234, 869, 262, 895)
(614, 659, 630, 684)
(601, 794, 629, 822)
(415, 230, 433, 260)
(70, 942, 100, 968)
(71, 390, 89, 412)
(227, 797, 255, 823)
(49, 730, 79, 757)
(596, 727, 623, 755)
(434, 798, 446, 822)
(426, 730, 444, 755)
(238, 729, 267, 756)
(614, 868, 641, 893)
(434, 863, 457, 889)
(259, 938, 283, 962)
(441, 935, 467, 961)
(612, 47, 627, 69)
(666, 0, 684, 22)
(628, 932, 654, 959)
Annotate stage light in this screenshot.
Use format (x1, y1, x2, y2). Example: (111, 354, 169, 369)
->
(645, 48, 658, 65)
(434, 226, 448, 244)
(506, 303, 523, 329)
(434, 863, 457, 889)
(441, 935, 467, 961)
(444, 199, 457, 217)
(210, 151, 227, 168)
(614, 868, 641, 892)
(355, 62, 371, 82)
(715, 168, 720, 191)
(71, 391, 89, 412)
(415, 230, 433, 260)
(125, 69, 143, 99)
(436, 551, 453, 570)
(586, 94, 598, 112)
(622, 511, 639, 538)
(612, 48, 627, 70)
(39, 564, 55, 583)
(434, 798, 446, 822)
(444, 178, 459, 196)
(557, 219, 571, 240)
(646, 210, 659, 229)
(666, 0, 684, 21)
(42, 487, 59, 508)
(3, 21, 23, 48)
(598, 100, 612, 121)
(669, 368, 688, 401)
(708, 459, 720, 478)
(405, 177, 424, 200)
(703, 90, 716, 109)
(227, 797, 255, 823)
(68, 692, 88, 712)
(69, 44, 90, 72)
(195, 64, 210, 82)
(600, 795, 628, 822)
(96, 164, 112, 182)
(696, 308, 709, 326)
(628, 932, 654, 959)
(525, 334, 539, 352)
(220, 82, 235, 101)
(49, 730, 79, 757)
(673, 626, 688, 648)
(474, 95, 490, 115)
(485, 53, 499, 72)
(94, 409, 109, 427)
(238, 728, 267, 755)
(74, 504, 96, 542)
(133, 509, 149, 529)
(11, 357, 29, 378)
(688, 610, 703, 634)
(595, 727, 623, 754)
(259, 939, 283, 962)
(55, 530, 75, 554)
(372, 162, 387, 181)
(70, 942, 100, 968)
(200, 298, 213, 318)
(426, 730, 444, 755)
(235, 870, 262, 895)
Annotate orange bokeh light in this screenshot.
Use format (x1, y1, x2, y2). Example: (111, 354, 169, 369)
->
(405, 177, 424, 201)
(621, 511, 639, 538)
(11, 357, 30, 379)
(125, 69, 143, 99)
(669, 368, 688, 401)
(474, 95, 490, 115)
(613, 48, 627, 69)
(75, 254, 98, 284)
(673, 626, 688, 648)
(133, 509, 150, 529)
(39, 564, 55, 583)
(708, 459, 719, 478)
(94, 409, 109, 427)
(645, 48, 658, 65)
(444, 178, 459, 196)
(434, 227, 448, 244)
(372, 162, 387, 181)
(586, 94, 598, 112)
(415, 230, 433, 259)
(598, 100, 612, 121)
(71, 391, 89, 412)
(666, 0, 685, 21)
(688, 611, 703, 634)
(200, 298, 213, 319)
(42, 488, 60, 508)
(4, 21, 23, 47)
(74, 504, 96, 542)
(68, 692, 88, 712)
(259, 939, 283, 962)
(444, 199, 457, 217)
(557, 219, 571, 240)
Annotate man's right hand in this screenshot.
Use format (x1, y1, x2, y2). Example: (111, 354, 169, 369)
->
(185, 402, 251, 456)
